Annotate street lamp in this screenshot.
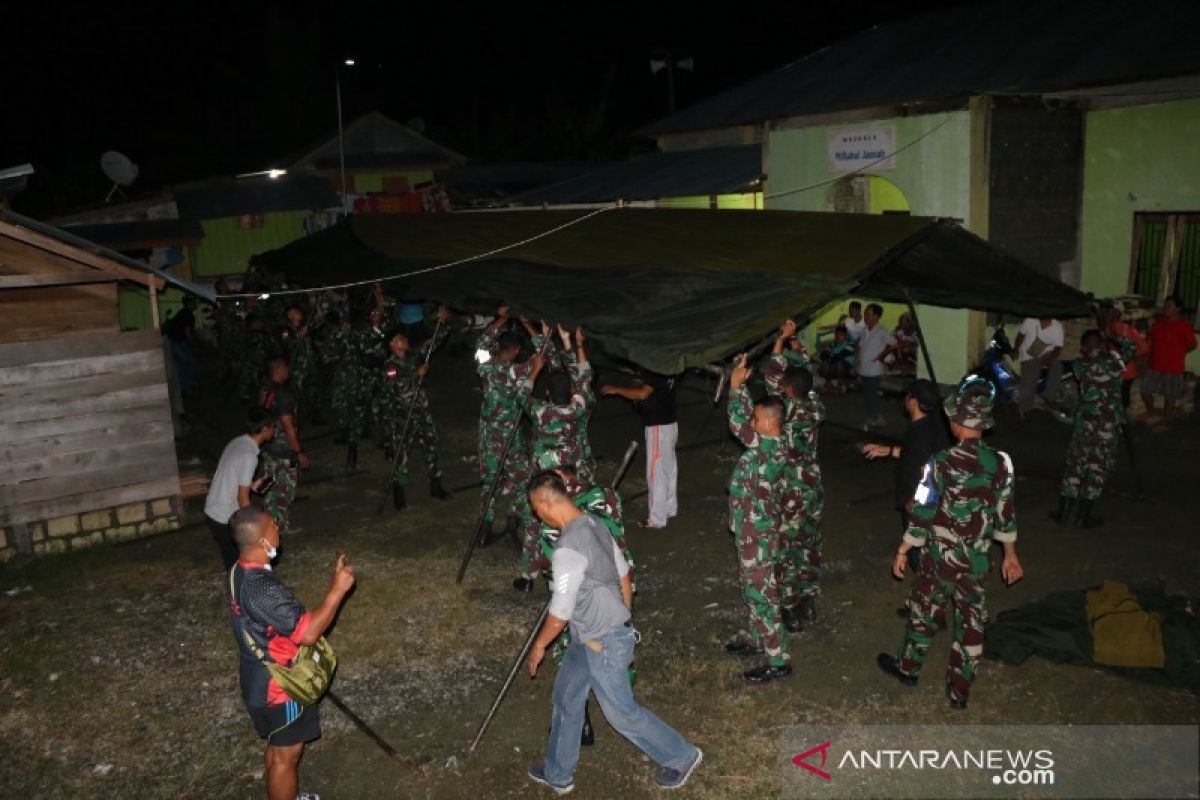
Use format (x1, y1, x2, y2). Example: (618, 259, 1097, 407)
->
(336, 59, 356, 212)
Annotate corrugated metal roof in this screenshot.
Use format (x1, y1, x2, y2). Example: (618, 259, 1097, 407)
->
(639, 0, 1200, 136)
(506, 146, 762, 205)
(173, 174, 339, 220)
(287, 111, 466, 172)
(0, 211, 214, 300)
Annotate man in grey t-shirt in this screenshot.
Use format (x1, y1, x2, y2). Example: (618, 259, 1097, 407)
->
(204, 409, 275, 569)
(525, 471, 701, 794)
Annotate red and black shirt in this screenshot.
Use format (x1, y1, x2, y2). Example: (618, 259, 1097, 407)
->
(228, 562, 311, 708)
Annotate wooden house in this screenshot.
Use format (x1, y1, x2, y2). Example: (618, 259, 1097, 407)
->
(0, 213, 183, 559)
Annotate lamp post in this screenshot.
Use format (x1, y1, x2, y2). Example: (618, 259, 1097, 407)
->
(336, 58, 355, 213)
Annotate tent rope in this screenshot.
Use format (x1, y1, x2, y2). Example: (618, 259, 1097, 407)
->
(221, 203, 619, 300)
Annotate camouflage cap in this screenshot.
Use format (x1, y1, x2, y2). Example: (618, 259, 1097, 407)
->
(944, 378, 995, 430)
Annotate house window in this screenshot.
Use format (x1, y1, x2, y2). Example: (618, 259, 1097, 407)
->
(1129, 212, 1200, 321)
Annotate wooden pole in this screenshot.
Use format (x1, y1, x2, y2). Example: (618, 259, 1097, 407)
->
(149, 282, 160, 329)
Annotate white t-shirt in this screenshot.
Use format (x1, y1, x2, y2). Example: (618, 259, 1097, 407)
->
(844, 317, 867, 341)
(204, 435, 260, 524)
(856, 323, 896, 377)
(1017, 318, 1064, 361)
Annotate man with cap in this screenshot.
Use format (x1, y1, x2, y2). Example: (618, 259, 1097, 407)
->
(862, 379, 951, 578)
(877, 377, 1024, 709)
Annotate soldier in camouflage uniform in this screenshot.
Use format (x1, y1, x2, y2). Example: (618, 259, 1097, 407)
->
(724, 354, 793, 684)
(1050, 329, 1136, 528)
(515, 465, 635, 593)
(764, 319, 825, 633)
(380, 308, 452, 509)
(212, 279, 242, 384)
(524, 328, 593, 478)
(475, 306, 536, 546)
(342, 308, 388, 471)
(877, 378, 1024, 709)
(238, 314, 272, 403)
(258, 357, 311, 535)
(282, 305, 321, 421)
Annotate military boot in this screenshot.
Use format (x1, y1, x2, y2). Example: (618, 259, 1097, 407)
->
(345, 442, 358, 473)
(503, 514, 522, 551)
(1074, 499, 1103, 529)
(796, 595, 817, 622)
(1049, 495, 1075, 525)
(430, 477, 450, 500)
(392, 482, 406, 510)
(781, 605, 803, 634)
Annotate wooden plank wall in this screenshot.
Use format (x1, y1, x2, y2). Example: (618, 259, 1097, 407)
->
(0, 284, 120, 344)
(0, 330, 181, 527)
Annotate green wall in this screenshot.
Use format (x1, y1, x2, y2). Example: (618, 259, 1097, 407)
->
(1080, 98, 1200, 298)
(190, 210, 312, 278)
(352, 168, 435, 193)
(766, 111, 976, 382)
(657, 192, 763, 210)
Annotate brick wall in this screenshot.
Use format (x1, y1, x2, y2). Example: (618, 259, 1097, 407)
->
(0, 496, 182, 561)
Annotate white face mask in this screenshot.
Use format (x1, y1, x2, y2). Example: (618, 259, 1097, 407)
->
(261, 539, 278, 560)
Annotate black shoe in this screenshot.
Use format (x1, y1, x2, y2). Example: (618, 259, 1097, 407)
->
(345, 442, 358, 473)
(876, 653, 918, 687)
(392, 482, 406, 511)
(743, 663, 793, 684)
(895, 606, 910, 620)
(797, 595, 817, 622)
(949, 696, 969, 711)
(512, 577, 534, 593)
(580, 703, 595, 747)
(1049, 496, 1075, 525)
(782, 605, 803, 634)
(430, 477, 450, 500)
(478, 520, 500, 548)
(1074, 499, 1103, 529)
(724, 640, 764, 657)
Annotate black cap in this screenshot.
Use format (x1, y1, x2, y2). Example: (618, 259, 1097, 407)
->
(906, 379, 941, 413)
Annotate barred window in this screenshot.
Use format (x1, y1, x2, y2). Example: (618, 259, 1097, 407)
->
(1129, 213, 1200, 326)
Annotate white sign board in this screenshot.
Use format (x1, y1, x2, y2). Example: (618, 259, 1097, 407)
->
(827, 126, 896, 173)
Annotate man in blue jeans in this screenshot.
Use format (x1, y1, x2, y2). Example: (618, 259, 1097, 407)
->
(525, 471, 702, 794)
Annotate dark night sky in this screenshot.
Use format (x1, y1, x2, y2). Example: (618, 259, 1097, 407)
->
(3, 1, 960, 216)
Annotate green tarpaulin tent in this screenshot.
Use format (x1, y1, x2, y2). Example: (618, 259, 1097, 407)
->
(253, 208, 1093, 373)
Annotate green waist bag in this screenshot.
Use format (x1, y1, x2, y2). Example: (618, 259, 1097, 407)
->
(230, 567, 338, 706)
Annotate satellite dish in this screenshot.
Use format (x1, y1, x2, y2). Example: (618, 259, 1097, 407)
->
(101, 151, 138, 201)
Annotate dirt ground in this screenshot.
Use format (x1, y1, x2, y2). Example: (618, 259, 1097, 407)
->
(2, 349, 1198, 799)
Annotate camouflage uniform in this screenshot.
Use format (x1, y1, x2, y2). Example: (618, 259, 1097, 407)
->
(322, 325, 354, 423)
(381, 325, 448, 487)
(214, 302, 243, 382)
(727, 384, 790, 667)
(763, 351, 826, 606)
(259, 451, 297, 533)
(560, 349, 597, 483)
(475, 327, 534, 525)
(1060, 338, 1134, 502)
(525, 365, 593, 475)
(237, 326, 272, 401)
(283, 325, 320, 417)
(894, 389, 1016, 703)
(522, 477, 633, 588)
(346, 326, 387, 440)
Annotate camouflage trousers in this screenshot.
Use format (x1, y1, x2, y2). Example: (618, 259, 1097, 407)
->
(478, 419, 529, 524)
(733, 525, 788, 667)
(260, 451, 297, 534)
(331, 368, 370, 441)
(1060, 419, 1120, 501)
(896, 542, 988, 702)
(389, 404, 441, 486)
(778, 479, 824, 607)
(236, 359, 261, 401)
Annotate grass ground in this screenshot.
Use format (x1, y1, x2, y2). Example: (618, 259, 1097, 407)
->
(1, 352, 1197, 798)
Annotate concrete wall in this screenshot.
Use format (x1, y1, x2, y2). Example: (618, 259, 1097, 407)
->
(765, 110, 976, 382)
(1080, 98, 1200, 297)
(1080, 98, 1200, 370)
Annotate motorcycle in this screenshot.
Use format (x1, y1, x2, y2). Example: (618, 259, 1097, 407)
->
(971, 325, 1075, 424)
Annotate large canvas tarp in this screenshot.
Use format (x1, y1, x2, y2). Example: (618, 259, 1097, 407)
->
(253, 208, 1093, 373)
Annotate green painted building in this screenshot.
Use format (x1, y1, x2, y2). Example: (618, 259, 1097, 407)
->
(638, 0, 1200, 378)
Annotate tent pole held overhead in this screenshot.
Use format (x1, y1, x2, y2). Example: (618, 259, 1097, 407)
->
(903, 289, 939, 386)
